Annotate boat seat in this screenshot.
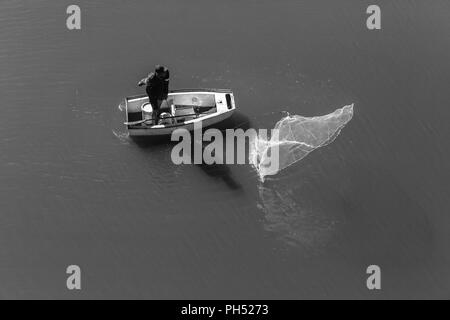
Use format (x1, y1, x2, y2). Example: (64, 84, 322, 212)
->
(174, 105, 196, 121)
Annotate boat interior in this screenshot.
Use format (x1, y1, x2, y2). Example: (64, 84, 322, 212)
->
(127, 93, 218, 127)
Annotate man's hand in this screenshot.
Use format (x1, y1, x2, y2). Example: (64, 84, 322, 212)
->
(137, 78, 147, 87)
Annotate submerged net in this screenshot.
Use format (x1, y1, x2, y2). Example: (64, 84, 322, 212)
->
(250, 104, 354, 181)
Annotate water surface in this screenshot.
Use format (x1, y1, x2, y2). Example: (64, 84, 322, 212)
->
(0, 0, 449, 299)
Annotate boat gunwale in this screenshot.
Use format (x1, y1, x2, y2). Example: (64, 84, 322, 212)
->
(125, 88, 233, 101)
(127, 108, 235, 130)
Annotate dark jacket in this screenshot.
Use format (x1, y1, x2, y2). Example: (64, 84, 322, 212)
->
(138, 68, 170, 100)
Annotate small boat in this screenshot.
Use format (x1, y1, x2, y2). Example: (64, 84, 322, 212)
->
(124, 88, 236, 136)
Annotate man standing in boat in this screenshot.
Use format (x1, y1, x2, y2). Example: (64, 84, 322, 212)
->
(138, 65, 170, 125)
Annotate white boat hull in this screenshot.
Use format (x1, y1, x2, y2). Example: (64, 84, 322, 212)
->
(125, 89, 236, 137)
(128, 109, 235, 136)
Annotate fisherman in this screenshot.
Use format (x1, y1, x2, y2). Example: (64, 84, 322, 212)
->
(138, 65, 170, 125)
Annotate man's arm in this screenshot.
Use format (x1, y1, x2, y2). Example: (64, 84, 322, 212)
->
(138, 73, 155, 87)
(137, 77, 147, 87)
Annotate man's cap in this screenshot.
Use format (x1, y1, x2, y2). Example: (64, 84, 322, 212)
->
(155, 65, 165, 74)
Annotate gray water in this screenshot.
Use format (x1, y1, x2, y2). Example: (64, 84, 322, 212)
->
(0, 0, 449, 299)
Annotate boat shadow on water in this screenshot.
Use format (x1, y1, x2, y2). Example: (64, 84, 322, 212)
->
(131, 112, 252, 190)
(197, 162, 242, 190)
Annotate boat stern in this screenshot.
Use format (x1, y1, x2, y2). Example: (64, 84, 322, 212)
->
(215, 91, 236, 114)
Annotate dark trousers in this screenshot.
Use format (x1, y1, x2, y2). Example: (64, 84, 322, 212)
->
(149, 97, 162, 124)
(147, 94, 162, 125)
